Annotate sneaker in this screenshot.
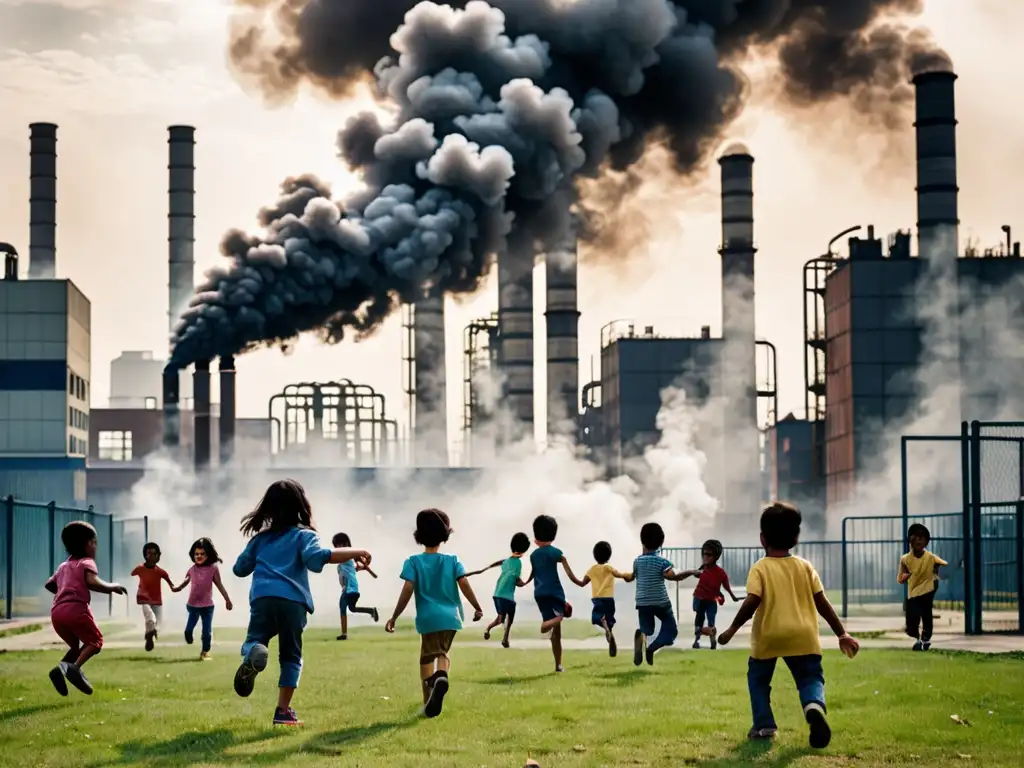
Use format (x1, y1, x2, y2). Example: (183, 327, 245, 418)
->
(233, 644, 269, 698)
(710, 629, 718, 650)
(273, 707, 303, 726)
(145, 630, 156, 652)
(748, 727, 777, 741)
(200, 652, 211, 661)
(608, 632, 617, 658)
(65, 663, 93, 695)
(501, 638, 510, 649)
(423, 675, 449, 718)
(922, 640, 932, 651)
(805, 703, 831, 749)
(645, 645, 655, 666)
(372, 608, 380, 623)
(633, 630, 645, 667)
(912, 641, 923, 651)
(48, 664, 69, 697)
(692, 638, 701, 649)
(336, 634, 347, 641)
(555, 665, 565, 673)
(184, 631, 194, 645)
(484, 630, 491, 640)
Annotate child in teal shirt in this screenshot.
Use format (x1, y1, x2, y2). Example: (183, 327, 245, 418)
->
(385, 508, 484, 718)
(466, 532, 530, 648)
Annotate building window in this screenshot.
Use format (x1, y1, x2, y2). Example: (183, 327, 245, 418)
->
(98, 430, 133, 461)
(144, 396, 157, 410)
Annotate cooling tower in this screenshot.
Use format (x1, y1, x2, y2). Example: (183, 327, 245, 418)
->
(413, 291, 448, 466)
(498, 239, 534, 442)
(162, 365, 181, 449)
(193, 360, 211, 471)
(168, 126, 196, 334)
(912, 70, 959, 265)
(29, 123, 57, 279)
(545, 236, 579, 442)
(219, 355, 236, 465)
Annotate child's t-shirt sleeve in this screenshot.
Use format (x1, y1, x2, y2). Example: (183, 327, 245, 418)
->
(931, 553, 948, 568)
(233, 538, 258, 577)
(511, 558, 522, 579)
(298, 529, 333, 573)
(808, 564, 824, 595)
(399, 557, 417, 583)
(82, 558, 98, 575)
(659, 556, 673, 574)
(454, 557, 467, 579)
(745, 561, 765, 597)
(131, 564, 141, 577)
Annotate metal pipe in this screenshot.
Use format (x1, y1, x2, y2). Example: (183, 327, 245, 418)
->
(218, 355, 236, 465)
(413, 290, 448, 466)
(545, 233, 580, 443)
(29, 123, 57, 279)
(913, 70, 959, 264)
(1, 243, 17, 281)
(168, 126, 196, 336)
(498, 236, 534, 443)
(193, 359, 211, 471)
(162, 365, 181, 449)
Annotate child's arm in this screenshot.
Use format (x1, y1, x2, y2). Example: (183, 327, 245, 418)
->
(233, 540, 258, 578)
(161, 569, 175, 589)
(464, 559, 504, 578)
(620, 571, 635, 583)
(723, 572, 739, 601)
(716, 594, 761, 645)
(44, 574, 58, 594)
(664, 568, 697, 582)
(814, 591, 859, 657)
(356, 563, 379, 578)
(384, 581, 415, 632)
(897, 561, 911, 584)
(171, 576, 191, 593)
(457, 576, 485, 621)
(579, 574, 592, 587)
(212, 567, 233, 610)
(518, 570, 533, 588)
(328, 547, 371, 566)
(559, 557, 585, 587)
(85, 570, 127, 596)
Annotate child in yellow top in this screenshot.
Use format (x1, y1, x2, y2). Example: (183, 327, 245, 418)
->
(898, 523, 947, 651)
(577, 541, 630, 657)
(719, 502, 859, 749)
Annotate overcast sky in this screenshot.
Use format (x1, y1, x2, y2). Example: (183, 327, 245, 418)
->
(0, 0, 1020, 455)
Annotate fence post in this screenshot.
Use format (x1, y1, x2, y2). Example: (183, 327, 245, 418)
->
(107, 511, 114, 618)
(841, 516, 848, 619)
(960, 421, 971, 635)
(4, 495, 13, 620)
(47, 501, 57, 576)
(144, 515, 149, 543)
(968, 420, 983, 635)
(1017, 497, 1024, 635)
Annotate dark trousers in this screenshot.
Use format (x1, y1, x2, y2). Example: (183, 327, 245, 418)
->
(693, 597, 718, 631)
(748, 654, 826, 731)
(185, 605, 214, 653)
(906, 591, 935, 642)
(242, 597, 308, 688)
(638, 603, 678, 654)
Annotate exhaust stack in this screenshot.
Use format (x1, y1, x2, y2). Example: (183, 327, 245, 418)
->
(162, 365, 181, 449)
(545, 234, 579, 442)
(913, 70, 959, 265)
(193, 360, 211, 471)
(219, 355, 236, 465)
(29, 123, 57, 279)
(498, 237, 534, 444)
(168, 126, 196, 334)
(413, 291, 448, 466)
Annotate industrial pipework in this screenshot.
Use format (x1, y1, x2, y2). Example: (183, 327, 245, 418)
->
(545, 235, 580, 442)
(912, 70, 959, 265)
(193, 360, 212, 471)
(162, 365, 181, 449)
(412, 291, 448, 466)
(462, 312, 500, 464)
(497, 237, 534, 442)
(219, 355, 236, 465)
(168, 126, 196, 334)
(1, 243, 17, 280)
(29, 123, 57, 279)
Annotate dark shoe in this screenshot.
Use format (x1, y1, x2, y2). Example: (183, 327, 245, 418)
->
(145, 630, 155, 652)
(49, 664, 68, 696)
(372, 608, 380, 623)
(922, 640, 931, 651)
(501, 638, 510, 649)
(748, 727, 777, 741)
(273, 707, 303, 726)
(65, 663, 93, 695)
(710, 629, 718, 650)
(184, 631, 194, 645)
(233, 644, 269, 698)
(645, 646, 655, 666)
(912, 641, 923, 651)
(692, 638, 701, 649)
(423, 675, 449, 718)
(633, 630, 645, 667)
(608, 632, 617, 658)
(484, 630, 491, 640)
(336, 634, 347, 641)
(805, 704, 831, 749)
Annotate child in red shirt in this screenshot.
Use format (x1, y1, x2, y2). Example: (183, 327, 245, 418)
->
(131, 542, 174, 651)
(689, 539, 738, 649)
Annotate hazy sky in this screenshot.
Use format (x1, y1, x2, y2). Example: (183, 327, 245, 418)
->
(0, 0, 1020, 456)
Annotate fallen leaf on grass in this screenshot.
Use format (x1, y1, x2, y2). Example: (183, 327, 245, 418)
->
(573, 745, 586, 753)
(950, 714, 971, 727)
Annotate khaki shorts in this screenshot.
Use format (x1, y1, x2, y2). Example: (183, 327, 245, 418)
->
(420, 630, 456, 665)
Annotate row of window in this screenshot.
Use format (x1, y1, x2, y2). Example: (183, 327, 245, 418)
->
(69, 435, 87, 455)
(68, 370, 88, 402)
(69, 406, 89, 431)
(98, 429, 133, 461)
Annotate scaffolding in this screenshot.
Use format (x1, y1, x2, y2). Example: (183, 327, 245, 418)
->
(461, 313, 500, 464)
(401, 302, 416, 440)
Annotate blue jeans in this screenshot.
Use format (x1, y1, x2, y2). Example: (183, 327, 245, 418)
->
(693, 597, 718, 631)
(747, 655, 826, 731)
(185, 605, 214, 653)
(591, 597, 616, 629)
(637, 603, 677, 654)
(242, 597, 308, 688)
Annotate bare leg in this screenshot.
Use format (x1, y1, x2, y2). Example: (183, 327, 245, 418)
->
(551, 623, 563, 670)
(502, 614, 514, 647)
(75, 645, 100, 668)
(540, 615, 563, 634)
(341, 615, 348, 635)
(484, 615, 503, 639)
(277, 686, 296, 711)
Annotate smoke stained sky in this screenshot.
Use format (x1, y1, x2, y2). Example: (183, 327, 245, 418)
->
(0, 0, 1020, 451)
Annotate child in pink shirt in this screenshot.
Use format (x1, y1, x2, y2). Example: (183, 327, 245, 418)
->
(171, 537, 233, 660)
(45, 521, 127, 696)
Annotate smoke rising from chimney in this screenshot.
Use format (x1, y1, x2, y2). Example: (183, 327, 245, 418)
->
(170, 0, 949, 367)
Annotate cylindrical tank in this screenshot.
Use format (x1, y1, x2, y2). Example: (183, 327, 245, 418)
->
(162, 365, 181, 449)
(219, 355, 236, 465)
(193, 359, 211, 471)
(913, 70, 959, 265)
(498, 237, 534, 442)
(545, 236, 579, 442)
(29, 123, 57, 279)
(413, 291, 448, 466)
(169, 126, 196, 334)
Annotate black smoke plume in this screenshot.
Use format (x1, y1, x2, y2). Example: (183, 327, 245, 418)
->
(170, 0, 949, 366)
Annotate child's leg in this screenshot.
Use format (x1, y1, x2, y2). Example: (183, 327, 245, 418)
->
(648, 605, 678, 655)
(693, 597, 707, 635)
(339, 594, 349, 637)
(485, 613, 504, 639)
(635, 607, 654, 665)
(921, 592, 935, 645)
(235, 599, 274, 698)
(550, 622, 563, 669)
(706, 601, 719, 648)
(141, 604, 157, 636)
(349, 594, 376, 619)
(185, 606, 200, 644)
(419, 631, 454, 716)
(275, 600, 307, 713)
(747, 657, 779, 735)
(200, 606, 214, 654)
(783, 654, 830, 748)
(904, 596, 921, 640)
(502, 602, 516, 646)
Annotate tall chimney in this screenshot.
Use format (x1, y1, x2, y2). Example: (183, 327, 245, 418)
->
(413, 290, 448, 466)
(162, 365, 181, 449)
(913, 70, 959, 265)
(219, 355, 236, 466)
(498, 236, 534, 445)
(168, 126, 195, 335)
(193, 360, 211, 471)
(29, 123, 57, 279)
(718, 144, 759, 525)
(545, 232, 580, 442)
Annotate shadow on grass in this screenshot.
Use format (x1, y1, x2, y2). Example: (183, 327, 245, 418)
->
(90, 727, 287, 767)
(303, 711, 421, 756)
(474, 672, 554, 685)
(594, 669, 648, 687)
(116, 656, 205, 665)
(698, 740, 814, 767)
(0, 703, 68, 723)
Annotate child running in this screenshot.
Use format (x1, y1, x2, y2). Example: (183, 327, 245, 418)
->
(521, 514, 583, 673)
(333, 532, 379, 640)
(898, 523, 947, 651)
(385, 508, 484, 718)
(232, 479, 372, 726)
(628, 522, 691, 666)
(466, 532, 530, 648)
(578, 540, 629, 657)
(170, 537, 233, 660)
(691, 539, 739, 649)
(130, 542, 173, 652)
(45, 521, 127, 696)
(719, 502, 859, 748)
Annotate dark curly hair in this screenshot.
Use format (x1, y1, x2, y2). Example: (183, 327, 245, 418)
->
(189, 537, 222, 566)
(414, 508, 452, 548)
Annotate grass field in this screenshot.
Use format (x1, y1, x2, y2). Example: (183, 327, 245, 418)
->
(1, 625, 1023, 767)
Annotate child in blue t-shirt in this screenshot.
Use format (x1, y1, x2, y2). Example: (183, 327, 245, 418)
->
(385, 508, 484, 718)
(466, 532, 531, 648)
(332, 532, 379, 640)
(521, 514, 583, 673)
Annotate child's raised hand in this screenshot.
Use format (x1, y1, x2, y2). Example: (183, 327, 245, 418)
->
(384, 617, 397, 633)
(112, 584, 128, 596)
(838, 634, 860, 658)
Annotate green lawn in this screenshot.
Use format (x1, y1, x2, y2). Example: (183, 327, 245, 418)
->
(1, 627, 1022, 767)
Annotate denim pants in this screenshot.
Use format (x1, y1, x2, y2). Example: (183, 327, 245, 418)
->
(241, 597, 308, 688)
(747, 654, 826, 731)
(637, 603, 678, 653)
(185, 605, 214, 653)
(693, 597, 718, 631)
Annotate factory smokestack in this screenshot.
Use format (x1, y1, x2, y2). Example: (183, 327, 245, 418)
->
(718, 144, 759, 524)
(499, 239, 534, 444)
(545, 233, 579, 442)
(29, 123, 57, 279)
(219, 355, 236, 466)
(912, 70, 959, 264)
(162, 365, 181, 450)
(168, 126, 196, 334)
(413, 292, 448, 466)
(193, 360, 211, 471)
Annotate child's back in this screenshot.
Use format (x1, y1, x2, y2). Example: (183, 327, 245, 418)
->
(402, 552, 466, 633)
(234, 526, 330, 613)
(747, 555, 822, 659)
(530, 544, 565, 599)
(52, 558, 96, 609)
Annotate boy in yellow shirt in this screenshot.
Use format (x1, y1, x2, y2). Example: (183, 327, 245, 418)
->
(898, 523, 947, 651)
(577, 541, 630, 657)
(719, 502, 859, 749)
